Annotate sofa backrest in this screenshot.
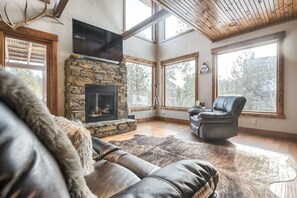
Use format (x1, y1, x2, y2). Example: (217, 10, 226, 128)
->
(212, 95, 246, 118)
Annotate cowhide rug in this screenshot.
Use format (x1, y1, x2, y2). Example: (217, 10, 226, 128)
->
(109, 135, 296, 198)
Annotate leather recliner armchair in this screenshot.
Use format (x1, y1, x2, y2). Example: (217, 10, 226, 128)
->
(189, 95, 246, 140)
(0, 69, 219, 198)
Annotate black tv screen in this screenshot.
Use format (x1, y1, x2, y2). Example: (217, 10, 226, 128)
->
(72, 19, 123, 63)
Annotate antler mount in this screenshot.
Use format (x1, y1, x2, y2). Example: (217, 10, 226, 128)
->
(0, 0, 63, 30)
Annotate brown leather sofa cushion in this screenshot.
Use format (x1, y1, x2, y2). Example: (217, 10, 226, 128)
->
(0, 102, 70, 198)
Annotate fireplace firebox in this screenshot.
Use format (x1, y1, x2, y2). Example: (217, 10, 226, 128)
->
(85, 84, 118, 123)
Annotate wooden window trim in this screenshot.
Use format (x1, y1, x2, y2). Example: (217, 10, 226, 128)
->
(0, 23, 58, 115)
(161, 29, 194, 43)
(124, 55, 156, 110)
(123, 0, 156, 43)
(161, 52, 199, 109)
(211, 32, 285, 119)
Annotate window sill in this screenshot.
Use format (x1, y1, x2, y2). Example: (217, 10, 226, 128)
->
(133, 35, 156, 44)
(241, 112, 286, 119)
(163, 107, 188, 111)
(130, 107, 152, 112)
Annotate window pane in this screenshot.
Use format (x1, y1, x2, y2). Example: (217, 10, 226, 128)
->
(5, 37, 47, 102)
(165, 15, 191, 40)
(126, 0, 152, 40)
(127, 62, 152, 107)
(217, 43, 277, 112)
(165, 60, 195, 107)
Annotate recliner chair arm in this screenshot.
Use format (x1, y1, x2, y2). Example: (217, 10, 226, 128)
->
(196, 112, 235, 125)
(111, 160, 219, 198)
(188, 107, 211, 116)
(92, 137, 159, 178)
(197, 112, 234, 120)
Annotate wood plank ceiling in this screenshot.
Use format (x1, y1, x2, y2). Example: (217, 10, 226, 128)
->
(152, 0, 297, 41)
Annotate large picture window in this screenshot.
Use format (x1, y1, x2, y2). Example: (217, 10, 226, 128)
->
(126, 56, 155, 109)
(212, 32, 285, 118)
(162, 53, 198, 109)
(124, 0, 154, 41)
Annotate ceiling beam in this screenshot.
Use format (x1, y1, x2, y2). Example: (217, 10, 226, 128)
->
(122, 9, 171, 40)
(53, 0, 69, 18)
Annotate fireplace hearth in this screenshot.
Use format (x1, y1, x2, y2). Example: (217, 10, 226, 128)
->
(85, 84, 117, 123)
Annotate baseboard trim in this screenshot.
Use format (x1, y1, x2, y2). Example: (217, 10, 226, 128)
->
(239, 127, 297, 141)
(136, 116, 189, 125)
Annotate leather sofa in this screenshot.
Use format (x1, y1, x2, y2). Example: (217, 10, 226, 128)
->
(0, 69, 219, 198)
(189, 95, 246, 140)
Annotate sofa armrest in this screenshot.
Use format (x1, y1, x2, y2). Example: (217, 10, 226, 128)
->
(92, 137, 159, 178)
(112, 160, 219, 198)
(92, 137, 120, 159)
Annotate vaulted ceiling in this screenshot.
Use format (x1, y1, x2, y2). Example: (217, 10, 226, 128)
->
(153, 0, 297, 41)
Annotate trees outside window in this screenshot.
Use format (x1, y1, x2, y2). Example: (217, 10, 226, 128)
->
(218, 44, 277, 112)
(162, 53, 198, 108)
(126, 60, 153, 108)
(213, 32, 285, 117)
(164, 15, 192, 40)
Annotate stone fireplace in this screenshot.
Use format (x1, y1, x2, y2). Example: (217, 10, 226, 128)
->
(65, 54, 136, 137)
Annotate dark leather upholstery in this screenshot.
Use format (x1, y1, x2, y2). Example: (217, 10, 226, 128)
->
(189, 95, 246, 140)
(89, 137, 219, 198)
(0, 102, 70, 198)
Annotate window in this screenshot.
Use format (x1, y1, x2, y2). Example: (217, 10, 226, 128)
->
(162, 53, 198, 109)
(0, 25, 58, 114)
(212, 32, 285, 118)
(126, 56, 155, 108)
(124, 0, 154, 41)
(5, 37, 47, 102)
(164, 15, 192, 40)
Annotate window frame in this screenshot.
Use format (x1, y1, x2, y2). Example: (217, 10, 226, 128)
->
(212, 32, 285, 119)
(124, 55, 156, 111)
(123, 0, 156, 43)
(0, 23, 58, 115)
(161, 53, 199, 111)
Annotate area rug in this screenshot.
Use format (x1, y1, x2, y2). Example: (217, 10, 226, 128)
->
(109, 135, 296, 198)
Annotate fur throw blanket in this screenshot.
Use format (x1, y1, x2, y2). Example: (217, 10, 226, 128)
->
(0, 69, 96, 198)
(54, 116, 94, 176)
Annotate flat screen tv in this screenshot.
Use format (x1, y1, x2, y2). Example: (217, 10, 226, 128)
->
(72, 19, 123, 63)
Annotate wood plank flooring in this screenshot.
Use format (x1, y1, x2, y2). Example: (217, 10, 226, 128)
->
(102, 121, 297, 198)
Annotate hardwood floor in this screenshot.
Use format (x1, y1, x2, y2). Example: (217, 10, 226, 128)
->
(102, 121, 297, 198)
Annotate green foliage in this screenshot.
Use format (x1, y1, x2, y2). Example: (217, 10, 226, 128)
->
(219, 51, 276, 112)
(6, 67, 44, 99)
(165, 60, 195, 107)
(127, 62, 152, 107)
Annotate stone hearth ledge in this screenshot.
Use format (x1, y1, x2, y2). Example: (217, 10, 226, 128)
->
(84, 119, 137, 138)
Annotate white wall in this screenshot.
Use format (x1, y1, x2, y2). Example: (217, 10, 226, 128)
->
(3, 0, 156, 116)
(158, 19, 297, 135)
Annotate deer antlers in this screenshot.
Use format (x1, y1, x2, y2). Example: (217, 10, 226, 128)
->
(0, 0, 63, 30)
